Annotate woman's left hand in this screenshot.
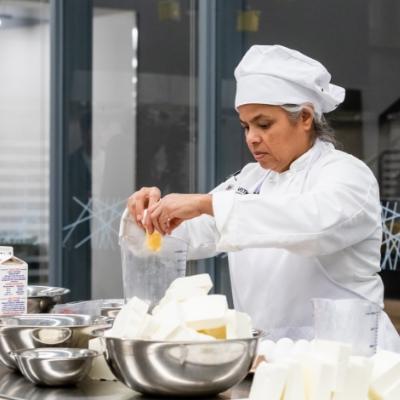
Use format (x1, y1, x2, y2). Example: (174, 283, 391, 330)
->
(147, 193, 213, 235)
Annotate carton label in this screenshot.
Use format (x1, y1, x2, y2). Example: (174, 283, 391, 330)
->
(0, 250, 28, 315)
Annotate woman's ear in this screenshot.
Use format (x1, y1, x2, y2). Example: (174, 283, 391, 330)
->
(301, 108, 314, 132)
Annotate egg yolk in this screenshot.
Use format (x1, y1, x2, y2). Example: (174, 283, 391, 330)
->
(146, 231, 163, 252)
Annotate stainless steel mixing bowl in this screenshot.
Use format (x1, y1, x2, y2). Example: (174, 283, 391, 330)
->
(94, 328, 263, 396)
(11, 347, 98, 386)
(100, 299, 123, 318)
(0, 314, 110, 370)
(27, 286, 70, 313)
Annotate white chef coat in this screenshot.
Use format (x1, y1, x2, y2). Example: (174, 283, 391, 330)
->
(173, 138, 400, 351)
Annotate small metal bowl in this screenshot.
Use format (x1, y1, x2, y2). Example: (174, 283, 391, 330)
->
(94, 328, 263, 396)
(11, 347, 98, 386)
(100, 300, 123, 318)
(27, 286, 70, 313)
(0, 314, 110, 370)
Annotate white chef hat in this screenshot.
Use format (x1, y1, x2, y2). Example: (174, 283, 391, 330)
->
(234, 45, 345, 115)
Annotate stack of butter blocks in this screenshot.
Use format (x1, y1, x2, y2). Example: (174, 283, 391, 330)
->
(105, 273, 253, 341)
(250, 338, 400, 400)
(89, 273, 253, 381)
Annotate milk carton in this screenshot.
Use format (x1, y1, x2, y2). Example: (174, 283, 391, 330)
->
(0, 246, 28, 315)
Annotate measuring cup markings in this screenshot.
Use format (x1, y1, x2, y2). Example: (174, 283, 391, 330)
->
(312, 298, 381, 356)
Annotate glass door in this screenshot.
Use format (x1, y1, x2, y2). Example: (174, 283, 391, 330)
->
(0, 0, 50, 284)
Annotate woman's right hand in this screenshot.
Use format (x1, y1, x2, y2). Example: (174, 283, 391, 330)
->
(127, 187, 161, 231)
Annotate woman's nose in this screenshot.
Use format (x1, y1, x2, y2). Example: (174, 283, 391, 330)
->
(246, 127, 262, 144)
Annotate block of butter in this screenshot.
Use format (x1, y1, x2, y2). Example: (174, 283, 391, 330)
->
(369, 350, 400, 400)
(165, 274, 212, 300)
(312, 339, 351, 393)
(168, 273, 213, 292)
(180, 294, 228, 330)
(335, 356, 372, 400)
(167, 325, 215, 341)
(105, 296, 149, 339)
(225, 310, 253, 339)
(301, 353, 336, 400)
(280, 358, 306, 400)
(249, 361, 288, 400)
(153, 274, 213, 313)
(147, 301, 184, 340)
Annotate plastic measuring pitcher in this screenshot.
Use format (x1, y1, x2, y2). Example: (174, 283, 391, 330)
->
(312, 298, 381, 356)
(119, 209, 188, 306)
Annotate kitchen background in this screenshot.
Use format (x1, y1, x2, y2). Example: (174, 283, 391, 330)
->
(0, 0, 399, 328)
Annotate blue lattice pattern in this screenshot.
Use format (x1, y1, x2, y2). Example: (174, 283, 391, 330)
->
(381, 200, 400, 271)
(63, 197, 126, 250)
(62, 197, 400, 265)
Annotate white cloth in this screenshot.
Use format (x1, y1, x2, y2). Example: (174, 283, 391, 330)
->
(173, 139, 400, 351)
(234, 45, 345, 115)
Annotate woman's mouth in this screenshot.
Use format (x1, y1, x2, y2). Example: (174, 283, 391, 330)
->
(253, 152, 268, 161)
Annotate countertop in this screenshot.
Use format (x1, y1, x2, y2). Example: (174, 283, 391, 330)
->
(0, 367, 252, 400)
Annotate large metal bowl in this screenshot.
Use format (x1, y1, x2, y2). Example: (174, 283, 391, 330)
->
(11, 347, 98, 386)
(27, 286, 70, 313)
(0, 314, 110, 370)
(94, 328, 263, 396)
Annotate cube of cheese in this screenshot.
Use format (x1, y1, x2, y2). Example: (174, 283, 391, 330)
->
(335, 356, 372, 400)
(180, 295, 228, 330)
(88, 338, 117, 381)
(105, 296, 149, 339)
(369, 350, 400, 400)
(249, 361, 288, 400)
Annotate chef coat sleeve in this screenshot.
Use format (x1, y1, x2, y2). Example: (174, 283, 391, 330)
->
(212, 156, 382, 256)
(171, 175, 238, 260)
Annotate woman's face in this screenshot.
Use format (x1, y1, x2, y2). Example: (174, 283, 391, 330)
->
(238, 104, 314, 172)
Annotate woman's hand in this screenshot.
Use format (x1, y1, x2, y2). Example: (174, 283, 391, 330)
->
(148, 193, 213, 235)
(127, 187, 161, 231)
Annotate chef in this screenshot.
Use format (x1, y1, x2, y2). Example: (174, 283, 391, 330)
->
(128, 45, 400, 350)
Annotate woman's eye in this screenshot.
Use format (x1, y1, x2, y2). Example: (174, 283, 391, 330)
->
(259, 123, 270, 129)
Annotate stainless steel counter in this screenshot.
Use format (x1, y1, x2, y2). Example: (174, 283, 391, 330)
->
(0, 367, 252, 400)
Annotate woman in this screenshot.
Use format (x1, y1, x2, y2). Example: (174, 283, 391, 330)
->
(128, 45, 400, 350)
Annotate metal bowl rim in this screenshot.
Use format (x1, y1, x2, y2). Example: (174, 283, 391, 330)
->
(0, 314, 110, 328)
(12, 347, 99, 361)
(27, 286, 70, 298)
(93, 327, 265, 344)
